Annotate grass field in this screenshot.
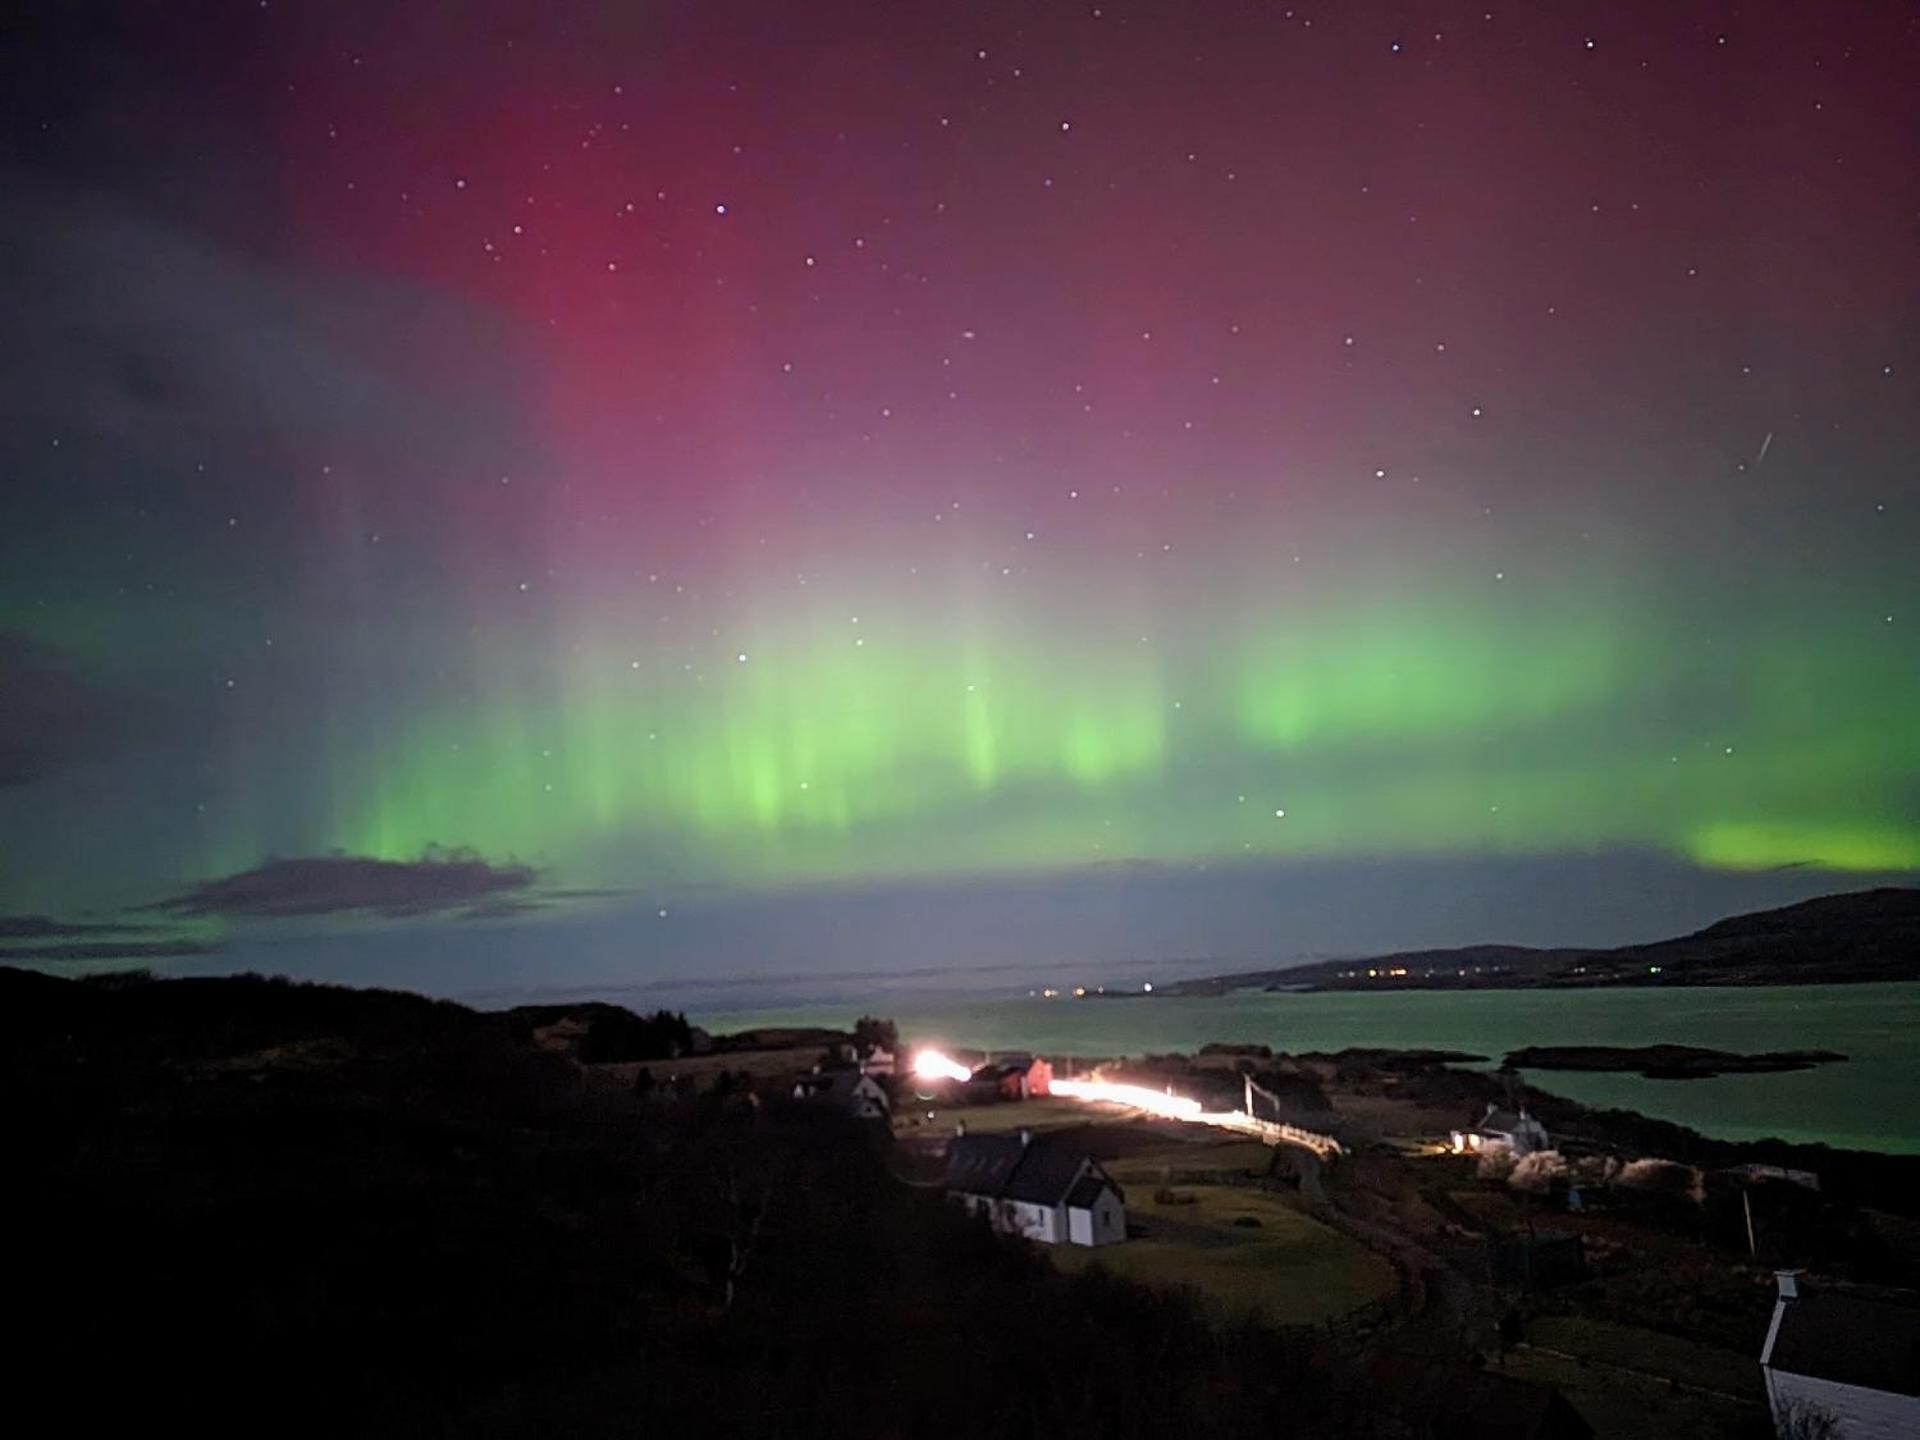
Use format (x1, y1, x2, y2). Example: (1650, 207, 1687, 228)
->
(1054, 1182, 1394, 1328)
(1490, 1343, 1760, 1440)
(1523, 1315, 1764, 1401)
(894, 1100, 1393, 1328)
(893, 1096, 1093, 1135)
(1104, 1136, 1282, 1181)
(1481, 1313, 1764, 1440)
(602, 1045, 823, 1085)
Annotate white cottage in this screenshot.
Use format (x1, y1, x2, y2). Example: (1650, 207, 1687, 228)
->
(791, 1068, 891, 1121)
(945, 1131, 1125, 1247)
(1760, 1272, 1920, 1440)
(1452, 1103, 1552, 1157)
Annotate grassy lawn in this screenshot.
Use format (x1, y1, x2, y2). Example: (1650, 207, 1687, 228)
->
(602, 1046, 821, 1084)
(897, 1104, 1392, 1328)
(1490, 1345, 1759, 1440)
(1524, 1316, 1764, 1402)
(1105, 1136, 1280, 1180)
(893, 1096, 1093, 1135)
(1053, 1184, 1394, 1328)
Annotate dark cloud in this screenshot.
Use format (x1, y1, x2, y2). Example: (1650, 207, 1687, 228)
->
(154, 852, 541, 919)
(0, 938, 220, 962)
(0, 913, 141, 939)
(449, 885, 635, 922)
(0, 911, 215, 963)
(0, 633, 127, 785)
(455, 898, 551, 922)
(1, 175, 539, 551)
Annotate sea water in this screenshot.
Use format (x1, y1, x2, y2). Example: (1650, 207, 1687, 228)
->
(690, 982, 1920, 1154)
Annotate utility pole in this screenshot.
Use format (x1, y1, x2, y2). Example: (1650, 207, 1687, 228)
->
(1743, 1187, 1757, 1256)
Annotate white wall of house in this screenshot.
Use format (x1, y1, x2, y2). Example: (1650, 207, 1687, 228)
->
(955, 1193, 1069, 1243)
(1002, 1199, 1065, 1244)
(1067, 1188, 1125, 1246)
(1765, 1369, 1920, 1440)
(1511, 1117, 1551, 1155)
(849, 1077, 889, 1119)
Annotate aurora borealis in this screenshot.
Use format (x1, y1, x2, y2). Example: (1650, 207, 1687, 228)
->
(2, 1, 1916, 989)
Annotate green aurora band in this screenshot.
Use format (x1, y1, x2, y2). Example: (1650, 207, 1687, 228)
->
(325, 575, 1920, 887)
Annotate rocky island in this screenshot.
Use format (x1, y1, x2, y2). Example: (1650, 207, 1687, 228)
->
(1501, 1044, 1849, 1080)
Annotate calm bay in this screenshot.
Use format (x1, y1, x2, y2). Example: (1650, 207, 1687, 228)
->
(696, 981, 1920, 1154)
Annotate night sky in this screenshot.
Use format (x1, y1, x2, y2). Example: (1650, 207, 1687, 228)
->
(3, 1, 1916, 999)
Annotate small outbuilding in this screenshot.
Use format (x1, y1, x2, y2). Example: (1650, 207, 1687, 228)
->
(1760, 1271, 1920, 1440)
(989, 1053, 1053, 1100)
(945, 1130, 1125, 1246)
(1722, 1162, 1820, 1193)
(791, 1068, 891, 1121)
(1453, 1103, 1552, 1157)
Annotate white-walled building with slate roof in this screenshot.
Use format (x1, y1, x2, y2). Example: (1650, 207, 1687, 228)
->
(1760, 1272, 1920, 1440)
(944, 1130, 1125, 1246)
(790, 1068, 890, 1121)
(1451, 1102, 1552, 1158)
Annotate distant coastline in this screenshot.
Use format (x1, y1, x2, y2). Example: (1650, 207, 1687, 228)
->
(1152, 886, 1920, 997)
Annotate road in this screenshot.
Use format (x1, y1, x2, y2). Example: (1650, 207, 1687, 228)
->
(1285, 1143, 1476, 1339)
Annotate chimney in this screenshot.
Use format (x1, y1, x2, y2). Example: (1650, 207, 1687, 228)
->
(1776, 1270, 1802, 1300)
(1019, 1128, 1033, 1148)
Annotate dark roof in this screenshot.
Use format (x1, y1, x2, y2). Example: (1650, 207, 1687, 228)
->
(794, 1070, 886, 1111)
(1478, 1106, 1542, 1135)
(1065, 1174, 1116, 1210)
(1003, 1141, 1088, 1204)
(1768, 1287, 1920, 1396)
(945, 1134, 1102, 1207)
(946, 1133, 1023, 1195)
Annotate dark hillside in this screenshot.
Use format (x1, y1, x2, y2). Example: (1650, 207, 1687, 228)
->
(1171, 886, 1920, 992)
(4, 968, 1380, 1438)
(1688, 887, 1920, 939)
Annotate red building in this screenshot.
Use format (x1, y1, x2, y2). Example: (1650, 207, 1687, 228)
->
(996, 1054, 1052, 1100)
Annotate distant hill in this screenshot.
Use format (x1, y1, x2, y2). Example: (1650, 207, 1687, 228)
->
(500, 999, 700, 1062)
(1167, 887, 1920, 995)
